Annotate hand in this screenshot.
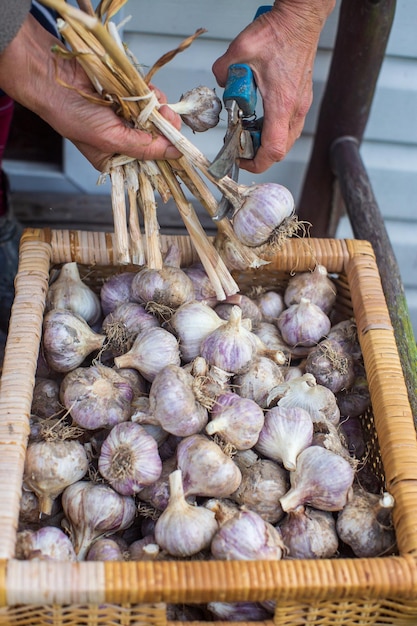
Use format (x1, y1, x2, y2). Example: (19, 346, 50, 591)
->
(0, 14, 181, 172)
(212, 0, 336, 173)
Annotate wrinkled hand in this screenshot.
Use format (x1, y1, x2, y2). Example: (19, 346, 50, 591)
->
(0, 14, 181, 172)
(212, 1, 335, 173)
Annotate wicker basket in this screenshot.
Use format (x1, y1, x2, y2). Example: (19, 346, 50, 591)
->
(1, 228, 417, 626)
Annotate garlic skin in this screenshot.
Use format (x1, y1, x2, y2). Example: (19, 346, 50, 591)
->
(15, 527, 76, 561)
(169, 85, 222, 132)
(210, 508, 285, 560)
(232, 455, 289, 524)
(154, 469, 218, 557)
(233, 355, 285, 408)
(100, 271, 136, 316)
(98, 422, 162, 496)
(130, 257, 195, 312)
(256, 290, 285, 322)
(284, 264, 337, 315)
(177, 434, 242, 498)
(46, 262, 102, 326)
(232, 183, 294, 247)
(277, 298, 331, 349)
(42, 309, 105, 373)
(280, 446, 355, 513)
(252, 322, 292, 361)
(31, 378, 63, 419)
(215, 294, 263, 328)
(169, 300, 224, 363)
(305, 338, 355, 394)
(200, 305, 259, 374)
(138, 455, 177, 511)
(148, 364, 208, 436)
(129, 535, 160, 561)
(206, 391, 264, 450)
(183, 263, 218, 306)
(23, 440, 89, 516)
(62, 481, 136, 561)
(207, 601, 273, 622)
(86, 538, 126, 561)
(336, 487, 396, 557)
(60, 363, 134, 430)
(279, 506, 339, 559)
(114, 326, 181, 382)
(255, 405, 313, 471)
(102, 302, 159, 342)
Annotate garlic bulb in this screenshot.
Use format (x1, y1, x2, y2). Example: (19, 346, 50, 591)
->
(280, 446, 355, 512)
(339, 415, 366, 459)
(169, 300, 224, 363)
(279, 506, 339, 559)
(154, 469, 218, 557)
(100, 271, 136, 316)
(205, 391, 264, 450)
(42, 309, 105, 373)
(305, 338, 355, 394)
(277, 298, 331, 349)
(189, 356, 232, 409)
(129, 535, 160, 561)
(233, 355, 285, 408)
(232, 183, 294, 247)
(200, 305, 259, 374)
(256, 289, 285, 322)
(336, 370, 371, 419)
(232, 455, 289, 524)
(102, 302, 159, 346)
(252, 322, 291, 361)
(336, 487, 396, 557)
(267, 373, 340, 426)
(98, 422, 162, 496)
(215, 294, 263, 328)
(15, 527, 76, 561)
(86, 537, 126, 561)
(284, 264, 337, 315)
(177, 434, 242, 498)
(203, 498, 240, 526)
(46, 262, 102, 326)
(255, 405, 313, 471)
(31, 377, 63, 419)
(137, 455, 177, 511)
(23, 439, 89, 515)
(169, 85, 222, 132)
(327, 318, 362, 361)
(62, 481, 136, 560)
(114, 326, 181, 382)
(210, 508, 285, 560)
(183, 263, 218, 306)
(148, 364, 208, 436)
(207, 602, 273, 622)
(60, 363, 134, 430)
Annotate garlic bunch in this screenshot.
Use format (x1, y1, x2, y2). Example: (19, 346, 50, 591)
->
(15, 527, 76, 561)
(42, 309, 105, 373)
(60, 363, 134, 430)
(284, 264, 337, 315)
(279, 506, 339, 559)
(277, 298, 331, 350)
(177, 434, 242, 498)
(210, 508, 285, 560)
(206, 391, 264, 450)
(154, 469, 218, 557)
(46, 262, 102, 326)
(168, 85, 222, 132)
(23, 439, 89, 516)
(114, 326, 181, 382)
(255, 405, 313, 471)
(148, 364, 208, 436)
(336, 487, 396, 557)
(280, 446, 355, 512)
(62, 481, 136, 560)
(98, 422, 162, 496)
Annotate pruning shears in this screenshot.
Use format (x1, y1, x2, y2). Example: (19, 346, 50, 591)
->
(208, 5, 272, 221)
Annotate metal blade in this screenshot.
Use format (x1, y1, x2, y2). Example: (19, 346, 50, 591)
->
(212, 161, 239, 222)
(208, 124, 241, 179)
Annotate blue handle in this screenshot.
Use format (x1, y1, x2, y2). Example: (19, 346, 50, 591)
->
(222, 6, 272, 117)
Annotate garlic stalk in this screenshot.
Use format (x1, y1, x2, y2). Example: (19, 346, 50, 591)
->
(280, 446, 355, 512)
(23, 439, 89, 516)
(154, 469, 218, 557)
(98, 422, 162, 496)
(210, 507, 285, 560)
(62, 481, 136, 561)
(129, 535, 160, 561)
(42, 309, 105, 373)
(168, 86, 222, 132)
(15, 527, 77, 561)
(46, 261, 102, 326)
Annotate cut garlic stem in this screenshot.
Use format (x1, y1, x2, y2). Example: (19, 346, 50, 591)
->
(124, 161, 146, 266)
(110, 164, 130, 264)
(137, 164, 163, 270)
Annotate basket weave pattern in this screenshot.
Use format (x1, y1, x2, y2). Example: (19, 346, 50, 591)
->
(1, 229, 417, 626)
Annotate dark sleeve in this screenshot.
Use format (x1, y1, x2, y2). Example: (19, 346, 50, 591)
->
(0, 0, 33, 54)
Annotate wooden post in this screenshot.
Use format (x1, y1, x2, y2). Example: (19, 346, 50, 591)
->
(297, 0, 396, 236)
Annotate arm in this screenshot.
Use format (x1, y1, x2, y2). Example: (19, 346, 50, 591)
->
(0, 13, 181, 172)
(212, 0, 336, 174)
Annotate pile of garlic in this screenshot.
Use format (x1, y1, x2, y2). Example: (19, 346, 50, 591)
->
(18, 253, 397, 620)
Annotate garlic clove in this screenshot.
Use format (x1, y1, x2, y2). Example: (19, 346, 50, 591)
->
(98, 422, 162, 496)
(205, 391, 264, 450)
(154, 469, 218, 557)
(279, 446, 355, 512)
(46, 262, 102, 326)
(210, 507, 285, 560)
(255, 405, 313, 471)
(177, 434, 242, 498)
